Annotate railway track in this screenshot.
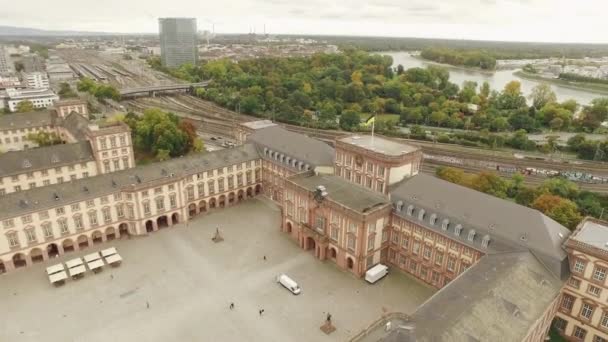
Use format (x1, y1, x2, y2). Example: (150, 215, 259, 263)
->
(122, 95, 608, 190)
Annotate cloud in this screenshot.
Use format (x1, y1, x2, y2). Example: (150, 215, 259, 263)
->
(1, 0, 607, 43)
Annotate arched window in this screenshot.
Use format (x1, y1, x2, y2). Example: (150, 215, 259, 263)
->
(454, 224, 463, 237)
(468, 229, 476, 242)
(429, 213, 437, 225)
(396, 201, 404, 212)
(407, 205, 414, 216)
(482, 234, 491, 248)
(441, 219, 449, 231)
(418, 209, 425, 221)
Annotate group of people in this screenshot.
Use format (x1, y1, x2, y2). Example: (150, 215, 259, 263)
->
(228, 302, 265, 316)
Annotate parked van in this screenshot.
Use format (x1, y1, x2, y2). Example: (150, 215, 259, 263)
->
(365, 264, 389, 284)
(277, 274, 301, 295)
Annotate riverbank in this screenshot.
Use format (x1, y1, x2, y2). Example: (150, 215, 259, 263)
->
(514, 71, 608, 96)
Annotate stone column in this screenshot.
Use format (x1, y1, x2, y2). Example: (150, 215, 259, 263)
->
(25, 254, 33, 267)
(41, 248, 49, 261)
(4, 259, 15, 272)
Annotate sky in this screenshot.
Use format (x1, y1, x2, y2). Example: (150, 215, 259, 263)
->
(2, 0, 607, 43)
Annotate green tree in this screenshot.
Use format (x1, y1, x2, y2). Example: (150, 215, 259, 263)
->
(532, 194, 582, 229)
(26, 131, 63, 146)
(133, 108, 190, 158)
(470, 172, 509, 198)
(529, 84, 557, 109)
(339, 110, 361, 131)
(15, 100, 34, 112)
(58, 82, 77, 98)
(537, 178, 579, 199)
(436, 167, 466, 185)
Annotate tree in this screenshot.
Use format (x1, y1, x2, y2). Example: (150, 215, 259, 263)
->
(26, 131, 62, 146)
(537, 178, 579, 199)
(470, 172, 509, 198)
(133, 109, 190, 159)
(581, 98, 608, 130)
(436, 167, 466, 185)
(58, 82, 77, 98)
(529, 84, 557, 109)
(514, 186, 538, 206)
(339, 110, 360, 131)
(532, 194, 582, 229)
(15, 100, 34, 112)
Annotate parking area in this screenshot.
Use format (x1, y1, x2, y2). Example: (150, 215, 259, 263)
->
(0, 198, 435, 342)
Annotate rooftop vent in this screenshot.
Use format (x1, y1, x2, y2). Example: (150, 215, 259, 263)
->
(19, 200, 29, 208)
(111, 180, 117, 188)
(22, 159, 31, 168)
(53, 193, 60, 201)
(135, 175, 141, 184)
(51, 154, 59, 163)
(83, 186, 89, 193)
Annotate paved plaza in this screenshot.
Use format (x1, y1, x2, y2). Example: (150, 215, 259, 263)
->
(0, 199, 435, 342)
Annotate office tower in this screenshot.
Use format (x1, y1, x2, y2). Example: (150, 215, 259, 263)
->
(159, 18, 198, 68)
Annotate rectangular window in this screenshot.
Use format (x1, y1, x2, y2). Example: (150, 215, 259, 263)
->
(594, 266, 607, 282)
(581, 303, 594, 320)
(382, 230, 388, 243)
(74, 216, 83, 230)
(315, 216, 326, 232)
(56, 207, 65, 215)
(39, 211, 49, 220)
(42, 223, 53, 238)
(588, 284, 602, 297)
(156, 197, 165, 211)
(561, 294, 575, 312)
(58, 219, 69, 234)
(170, 194, 177, 208)
(413, 241, 420, 255)
(25, 229, 37, 243)
(367, 234, 375, 251)
(186, 187, 194, 201)
(330, 227, 339, 241)
(367, 221, 376, 234)
(71, 203, 80, 212)
(435, 252, 444, 266)
(116, 204, 125, 218)
(601, 311, 608, 329)
(86, 200, 95, 207)
(594, 335, 607, 342)
(391, 232, 399, 244)
(553, 317, 567, 332)
(447, 257, 456, 272)
(573, 326, 587, 340)
(197, 183, 205, 197)
(88, 212, 98, 226)
(7, 232, 19, 247)
(423, 245, 432, 260)
(21, 215, 32, 224)
(347, 235, 356, 251)
(574, 259, 587, 274)
(218, 178, 225, 192)
(402, 235, 409, 249)
(208, 181, 215, 195)
(143, 202, 151, 215)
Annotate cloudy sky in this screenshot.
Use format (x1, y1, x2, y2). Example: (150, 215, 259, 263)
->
(3, 0, 606, 43)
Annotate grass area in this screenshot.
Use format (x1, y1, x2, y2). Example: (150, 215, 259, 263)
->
(515, 71, 608, 95)
(358, 113, 400, 124)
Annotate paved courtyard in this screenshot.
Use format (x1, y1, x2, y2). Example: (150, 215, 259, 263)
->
(0, 198, 435, 342)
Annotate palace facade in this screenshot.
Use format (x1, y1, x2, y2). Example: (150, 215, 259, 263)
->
(0, 117, 605, 341)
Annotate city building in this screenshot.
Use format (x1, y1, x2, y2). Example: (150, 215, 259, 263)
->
(1, 88, 59, 112)
(0, 119, 601, 341)
(54, 99, 88, 118)
(21, 71, 50, 89)
(0, 76, 22, 89)
(555, 218, 608, 342)
(0, 103, 133, 194)
(159, 18, 198, 68)
(46, 56, 75, 83)
(0, 46, 14, 75)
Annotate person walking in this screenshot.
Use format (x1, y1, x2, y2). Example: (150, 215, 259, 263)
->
(146, 301, 150, 309)
(263, 255, 267, 261)
(230, 303, 234, 310)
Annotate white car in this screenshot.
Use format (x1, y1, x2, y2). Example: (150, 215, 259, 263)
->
(277, 274, 301, 295)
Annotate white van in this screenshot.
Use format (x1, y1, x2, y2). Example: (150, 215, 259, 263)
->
(365, 264, 389, 284)
(277, 274, 301, 295)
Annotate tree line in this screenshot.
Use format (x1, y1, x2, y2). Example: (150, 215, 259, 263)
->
(436, 167, 607, 229)
(420, 48, 497, 70)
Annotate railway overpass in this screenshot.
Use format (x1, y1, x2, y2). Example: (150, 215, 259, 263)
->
(120, 81, 210, 98)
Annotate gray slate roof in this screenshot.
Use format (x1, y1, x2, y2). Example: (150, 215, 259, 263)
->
(0, 144, 260, 220)
(390, 174, 570, 278)
(0, 142, 94, 176)
(0, 111, 54, 131)
(247, 126, 335, 168)
(410, 251, 563, 342)
(289, 172, 389, 213)
(60, 112, 89, 141)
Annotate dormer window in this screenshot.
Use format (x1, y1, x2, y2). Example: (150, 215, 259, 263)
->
(482, 234, 491, 248)
(467, 229, 476, 242)
(418, 209, 425, 221)
(441, 219, 449, 231)
(429, 214, 437, 225)
(396, 201, 403, 212)
(263, 147, 268, 155)
(22, 159, 31, 168)
(51, 155, 59, 163)
(407, 205, 414, 216)
(454, 224, 463, 236)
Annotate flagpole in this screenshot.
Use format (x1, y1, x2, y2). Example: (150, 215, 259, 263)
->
(371, 115, 375, 147)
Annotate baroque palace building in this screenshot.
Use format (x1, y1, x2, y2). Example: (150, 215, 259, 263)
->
(0, 117, 606, 342)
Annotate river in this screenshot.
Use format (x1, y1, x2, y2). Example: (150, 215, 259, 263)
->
(383, 51, 604, 105)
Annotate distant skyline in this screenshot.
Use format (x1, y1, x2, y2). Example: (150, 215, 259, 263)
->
(2, 0, 607, 44)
